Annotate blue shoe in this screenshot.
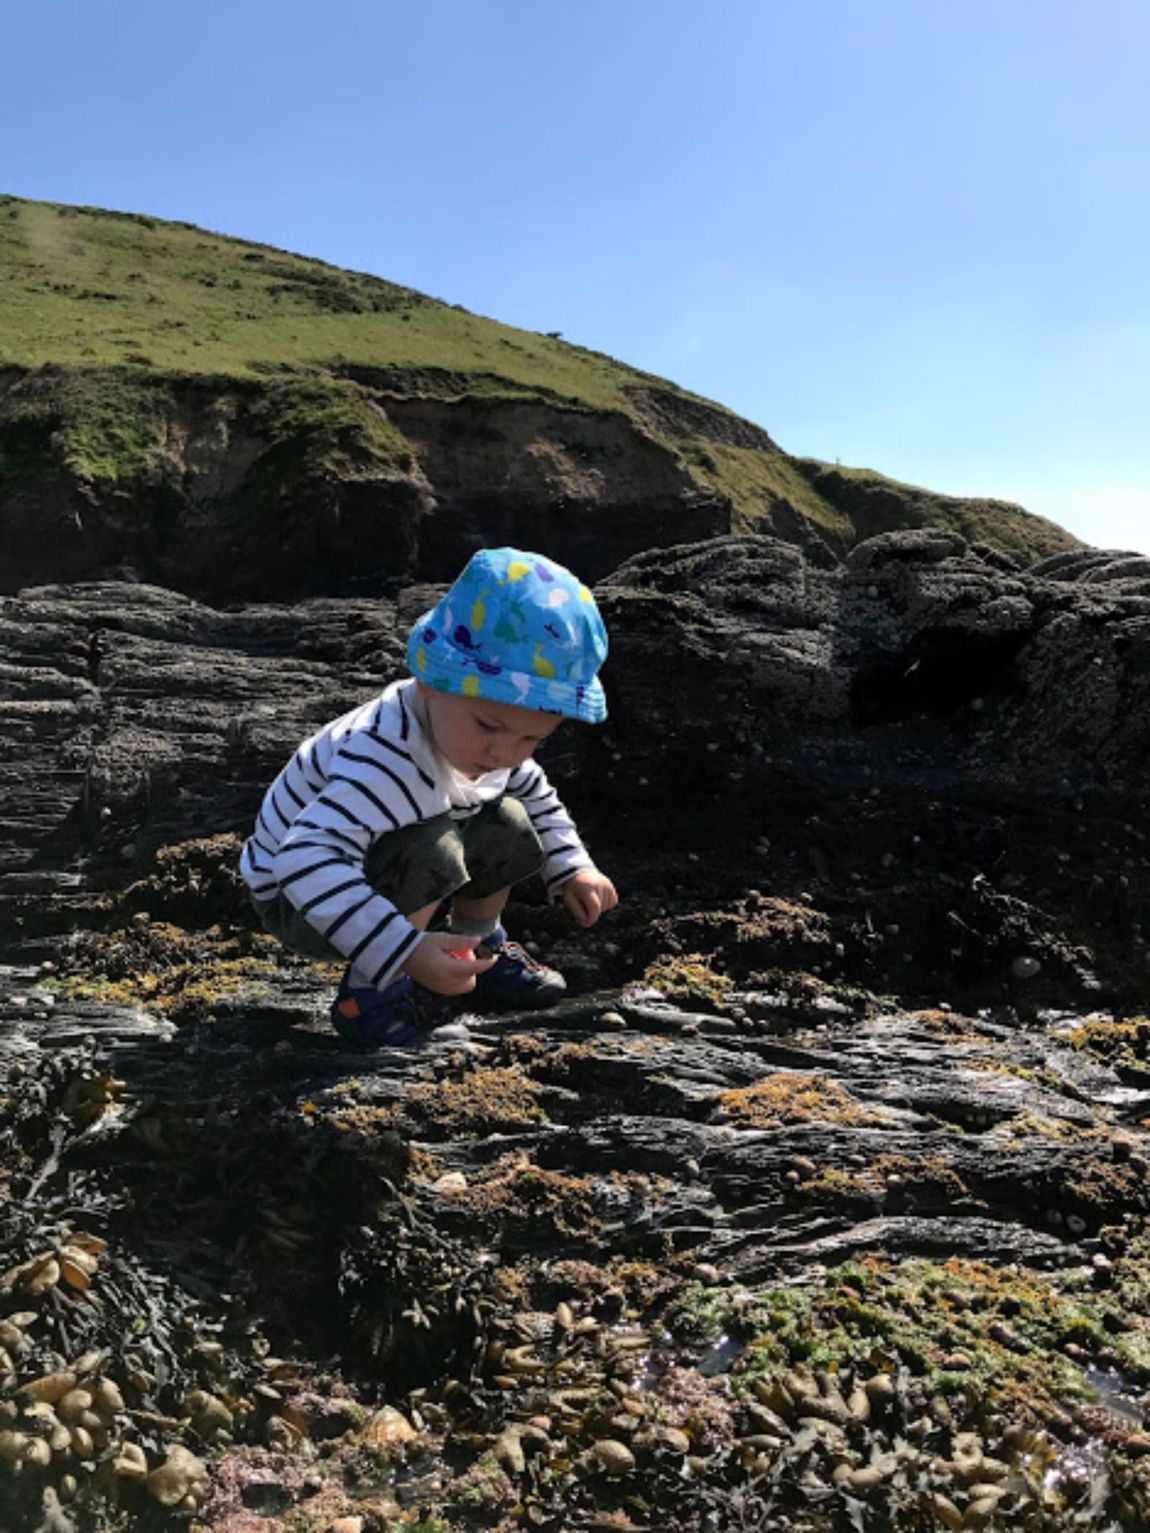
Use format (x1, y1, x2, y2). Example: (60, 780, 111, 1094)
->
(331, 971, 466, 1048)
(470, 927, 567, 1010)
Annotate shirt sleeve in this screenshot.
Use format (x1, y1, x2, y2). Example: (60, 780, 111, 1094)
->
(505, 759, 595, 895)
(269, 731, 438, 988)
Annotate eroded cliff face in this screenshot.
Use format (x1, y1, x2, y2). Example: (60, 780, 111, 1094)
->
(0, 363, 1082, 603)
(0, 370, 733, 600)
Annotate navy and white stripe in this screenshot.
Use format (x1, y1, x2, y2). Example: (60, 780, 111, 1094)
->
(506, 762, 593, 893)
(239, 679, 593, 988)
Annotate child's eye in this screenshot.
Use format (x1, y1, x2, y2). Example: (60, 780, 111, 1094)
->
(477, 721, 498, 733)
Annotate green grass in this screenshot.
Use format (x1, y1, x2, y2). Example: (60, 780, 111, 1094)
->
(792, 458, 1081, 564)
(0, 195, 670, 412)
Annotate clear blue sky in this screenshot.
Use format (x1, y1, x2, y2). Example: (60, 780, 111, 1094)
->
(4, 0, 1148, 552)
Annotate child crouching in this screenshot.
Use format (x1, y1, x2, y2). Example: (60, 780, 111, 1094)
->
(238, 547, 617, 1046)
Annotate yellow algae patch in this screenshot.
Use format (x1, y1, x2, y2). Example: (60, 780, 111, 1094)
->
(719, 1072, 873, 1129)
(405, 1066, 545, 1133)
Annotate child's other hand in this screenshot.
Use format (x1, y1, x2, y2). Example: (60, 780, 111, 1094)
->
(402, 932, 496, 995)
(561, 868, 618, 929)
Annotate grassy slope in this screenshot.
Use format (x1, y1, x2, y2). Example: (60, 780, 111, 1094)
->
(0, 195, 1081, 563)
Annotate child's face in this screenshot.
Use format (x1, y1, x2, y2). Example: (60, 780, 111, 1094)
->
(417, 682, 563, 778)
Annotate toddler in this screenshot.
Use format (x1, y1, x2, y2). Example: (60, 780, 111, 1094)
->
(239, 547, 617, 1046)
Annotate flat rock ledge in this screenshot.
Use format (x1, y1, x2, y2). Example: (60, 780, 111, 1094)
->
(2, 958, 1149, 1533)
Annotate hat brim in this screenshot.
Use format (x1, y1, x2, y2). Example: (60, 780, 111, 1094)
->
(408, 615, 607, 724)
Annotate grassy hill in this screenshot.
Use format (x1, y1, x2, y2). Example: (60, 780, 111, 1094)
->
(0, 194, 1081, 593)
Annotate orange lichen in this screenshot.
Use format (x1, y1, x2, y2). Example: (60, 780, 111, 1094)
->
(405, 1066, 545, 1133)
(718, 1073, 874, 1129)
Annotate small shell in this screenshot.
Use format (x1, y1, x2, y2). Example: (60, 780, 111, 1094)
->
(593, 1439, 635, 1476)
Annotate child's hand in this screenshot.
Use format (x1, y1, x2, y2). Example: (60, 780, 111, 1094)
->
(561, 868, 618, 929)
(402, 932, 496, 995)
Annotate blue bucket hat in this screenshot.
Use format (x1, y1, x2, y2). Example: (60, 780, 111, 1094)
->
(407, 547, 608, 723)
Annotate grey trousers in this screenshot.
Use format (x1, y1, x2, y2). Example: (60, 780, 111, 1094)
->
(252, 795, 544, 966)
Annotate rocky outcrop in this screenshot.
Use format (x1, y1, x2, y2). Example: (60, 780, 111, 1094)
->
(2, 533, 1149, 1532)
(3, 531, 1149, 1007)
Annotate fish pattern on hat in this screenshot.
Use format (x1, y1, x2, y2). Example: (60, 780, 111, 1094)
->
(406, 548, 608, 723)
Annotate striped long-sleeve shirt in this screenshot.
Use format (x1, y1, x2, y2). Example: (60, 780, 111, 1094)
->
(238, 679, 593, 988)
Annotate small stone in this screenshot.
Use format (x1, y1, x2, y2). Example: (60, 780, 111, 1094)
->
(1011, 956, 1041, 980)
(691, 1264, 722, 1287)
(431, 1172, 468, 1194)
(1066, 1213, 1087, 1236)
(325, 1519, 365, 1533)
(660, 1427, 691, 1454)
(790, 1156, 817, 1178)
(597, 1010, 627, 1031)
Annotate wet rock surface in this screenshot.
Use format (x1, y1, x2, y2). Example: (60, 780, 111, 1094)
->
(2, 530, 1150, 1531)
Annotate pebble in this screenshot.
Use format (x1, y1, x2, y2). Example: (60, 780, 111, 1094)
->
(1011, 956, 1041, 979)
(597, 1010, 627, 1031)
(691, 1263, 722, 1287)
(431, 1172, 468, 1194)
